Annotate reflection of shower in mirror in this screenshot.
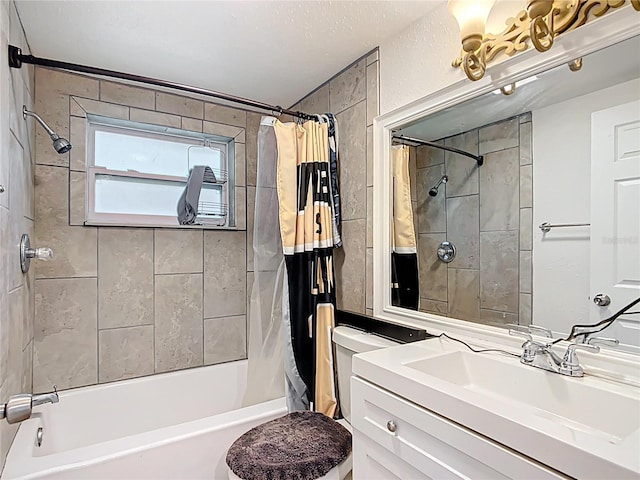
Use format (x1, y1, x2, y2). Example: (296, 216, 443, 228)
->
(429, 175, 448, 197)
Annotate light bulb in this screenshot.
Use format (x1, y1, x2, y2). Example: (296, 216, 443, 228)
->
(448, 0, 497, 52)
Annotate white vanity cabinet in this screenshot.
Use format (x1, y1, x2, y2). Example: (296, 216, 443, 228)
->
(351, 376, 569, 480)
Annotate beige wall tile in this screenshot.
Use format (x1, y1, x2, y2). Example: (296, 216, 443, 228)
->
(336, 101, 366, 220)
(447, 268, 480, 322)
(418, 233, 447, 302)
(519, 121, 532, 166)
(520, 164, 532, 208)
(519, 293, 532, 325)
(329, 60, 366, 114)
(204, 231, 246, 318)
(203, 121, 245, 143)
(416, 165, 446, 233)
(35, 165, 98, 278)
(204, 104, 246, 127)
(181, 117, 203, 132)
(480, 147, 519, 231)
(479, 117, 519, 155)
(446, 195, 479, 269)
(519, 250, 532, 294)
(245, 112, 261, 187)
(35, 67, 99, 99)
(417, 144, 444, 169)
(204, 315, 246, 365)
(335, 219, 366, 313)
(480, 230, 519, 313)
(98, 228, 153, 328)
(445, 131, 479, 197)
(99, 326, 154, 382)
(365, 247, 373, 310)
(69, 171, 85, 226)
(246, 186, 256, 272)
(419, 299, 448, 316)
(34, 92, 69, 167)
(100, 81, 155, 110)
(366, 50, 379, 66)
(34, 278, 97, 391)
(155, 273, 203, 372)
(69, 116, 86, 172)
(156, 92, 203, 119)
(480, 309, 518, 326)
(298, 84, 329, 115)
(130, 108, 181, 128)
(234, 143, 245, 187)
(366, 187, 373, 248)
(22, 341, 33, 393)
(366, 62, 379, 126)
(154, 229, 203, 274)
(520, 208, 533, 251)
(366, 125, 373, 187)
(71, 97, 129, 120)
(235, 187, 246, 230)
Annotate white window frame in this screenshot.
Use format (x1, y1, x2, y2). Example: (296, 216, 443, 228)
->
(85, 115, 235, 228)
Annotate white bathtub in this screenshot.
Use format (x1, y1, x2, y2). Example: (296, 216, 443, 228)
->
(2, 361, 286, 480)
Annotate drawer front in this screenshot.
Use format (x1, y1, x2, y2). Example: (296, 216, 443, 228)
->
(351, 377, 568, 480)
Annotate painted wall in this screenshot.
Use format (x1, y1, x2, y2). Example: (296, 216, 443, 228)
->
(532, 78, 640, 335)
(0, 0, 36, 467)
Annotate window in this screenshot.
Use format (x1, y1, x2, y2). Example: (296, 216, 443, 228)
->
(86, 115, 235, 227)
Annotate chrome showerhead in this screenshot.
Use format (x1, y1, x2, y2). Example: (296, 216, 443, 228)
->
(23, 106, 72, 154)
(429, 175, 448, 197)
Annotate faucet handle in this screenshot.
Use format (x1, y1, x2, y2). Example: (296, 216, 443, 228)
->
(508, 328, 532, 341)
(561, 343, 600, 376)
(587, 337, 619, 348)
(527, 325, 553, 338)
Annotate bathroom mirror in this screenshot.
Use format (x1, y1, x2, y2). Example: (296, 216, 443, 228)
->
(377, 32, 640, 354)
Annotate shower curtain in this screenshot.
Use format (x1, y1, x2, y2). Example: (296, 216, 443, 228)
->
(275, 119, 339, 418)
(391, 145, 419, 309)
(243, 117, 286, 407)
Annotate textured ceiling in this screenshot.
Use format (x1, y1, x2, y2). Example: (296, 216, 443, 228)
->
(15, 1, 443, 108)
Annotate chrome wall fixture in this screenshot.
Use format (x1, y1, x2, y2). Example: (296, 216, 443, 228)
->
(539, 221, 590, 232)
(437, 241, 456, 263)
(448, 0, 640, 82)
(20, 234, 53, 273)
(22, 106, 72, 154)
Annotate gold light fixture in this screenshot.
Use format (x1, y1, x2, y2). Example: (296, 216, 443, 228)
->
(450, 0, 640, 81)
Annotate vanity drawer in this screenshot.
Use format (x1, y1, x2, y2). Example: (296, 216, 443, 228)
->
(351, 376, 569, 480)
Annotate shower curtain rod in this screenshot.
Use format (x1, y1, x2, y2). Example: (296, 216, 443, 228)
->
(8, 45, 315, 121)
(393, 135, 484, 166)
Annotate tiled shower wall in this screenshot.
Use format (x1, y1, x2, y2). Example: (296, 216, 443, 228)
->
(32, 50, 380, 392)
(414, 114, 533, 326)
(0, 1, 36, 464)
(290, 50, 379, 316)
(33, 68, 251, 393)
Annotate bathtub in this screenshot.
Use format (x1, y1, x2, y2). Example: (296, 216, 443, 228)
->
(2, 361, 286, 480)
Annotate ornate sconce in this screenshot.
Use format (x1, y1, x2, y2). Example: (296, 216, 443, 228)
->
(450, 0, 640, 81)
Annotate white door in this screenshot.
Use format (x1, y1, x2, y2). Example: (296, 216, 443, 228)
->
(591, 100, 640, 350)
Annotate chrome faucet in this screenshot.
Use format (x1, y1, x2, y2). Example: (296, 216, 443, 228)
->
(509, 329, 607, 377)
(0, 387, 59, 424)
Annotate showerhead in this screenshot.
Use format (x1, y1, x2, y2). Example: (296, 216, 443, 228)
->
(429, 175, 448, 197)
(23, 106, 72, 155)
(52, 136, 72, 154)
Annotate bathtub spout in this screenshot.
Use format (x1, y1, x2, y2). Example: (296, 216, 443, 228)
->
(32, 391, 59, 407)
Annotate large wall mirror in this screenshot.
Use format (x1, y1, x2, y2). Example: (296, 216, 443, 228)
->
(376, 30, 640, 354)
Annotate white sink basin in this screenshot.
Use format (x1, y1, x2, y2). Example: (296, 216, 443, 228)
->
(405, 350, 639, 442)
(353, 338, 640, 479)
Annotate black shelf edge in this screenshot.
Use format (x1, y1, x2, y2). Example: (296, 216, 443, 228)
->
(336, 310, 433, 344)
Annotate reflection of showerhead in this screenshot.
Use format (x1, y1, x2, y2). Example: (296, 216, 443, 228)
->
(23, 106, 72, 154)
(429, 175, 448, 197)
